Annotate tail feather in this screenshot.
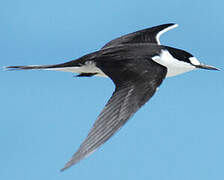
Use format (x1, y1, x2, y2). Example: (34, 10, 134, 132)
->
(4, 65, 56, 70)
(3, 59, 107, 77)
(4, 59, 81, 71)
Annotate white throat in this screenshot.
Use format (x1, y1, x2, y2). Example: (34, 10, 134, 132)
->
(152, 50, 196, 77)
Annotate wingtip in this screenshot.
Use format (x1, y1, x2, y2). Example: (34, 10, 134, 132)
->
(162, 23, 178, 28)
(60, 160, 74, 172)
(168, 23, 178, 29)
(60, 166, 67, 172)
(173, 23, 179, 28)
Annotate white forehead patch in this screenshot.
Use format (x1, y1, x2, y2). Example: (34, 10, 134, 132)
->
(189, 57, 200, 66)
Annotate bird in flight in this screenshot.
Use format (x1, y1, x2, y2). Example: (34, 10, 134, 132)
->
(5, 23, 219, 171)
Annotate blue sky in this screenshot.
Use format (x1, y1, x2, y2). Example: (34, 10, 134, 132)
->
(0, 0, 223, 179)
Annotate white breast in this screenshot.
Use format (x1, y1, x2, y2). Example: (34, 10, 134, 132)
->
(152, 50, 195, 77)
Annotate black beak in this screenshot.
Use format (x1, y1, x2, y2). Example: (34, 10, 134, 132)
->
(195, 64, 220, 71)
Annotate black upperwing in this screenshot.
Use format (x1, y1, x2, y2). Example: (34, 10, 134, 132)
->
(102, 23, 178, 49)
(5, 24, 177, 73)
(61, 44, 167, 171)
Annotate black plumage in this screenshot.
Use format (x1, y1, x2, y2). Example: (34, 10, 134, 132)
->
(5, 24, 178, 171)
(102, 23, 175, 48)
(61, 46, 167, 170)
(5, 23, 218, 171)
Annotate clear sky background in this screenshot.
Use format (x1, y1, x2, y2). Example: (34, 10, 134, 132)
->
(0, 0, 223, 180)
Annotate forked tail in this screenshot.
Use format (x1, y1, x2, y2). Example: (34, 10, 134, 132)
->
(4, 59, 81, 73)
(4, 64, 58, 70)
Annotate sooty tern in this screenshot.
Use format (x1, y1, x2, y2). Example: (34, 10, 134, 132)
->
(5, 23, 219, 171)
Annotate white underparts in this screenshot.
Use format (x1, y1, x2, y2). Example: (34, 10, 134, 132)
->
(45, 61, 108, 77)
(152, 50, 196, 77)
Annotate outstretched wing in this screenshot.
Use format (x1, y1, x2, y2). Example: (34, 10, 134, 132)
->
(102, 23, 178, 49)
(61, 57, 167, 171)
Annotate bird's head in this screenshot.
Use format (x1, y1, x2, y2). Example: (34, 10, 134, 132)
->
(152, 47, 219, 77)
